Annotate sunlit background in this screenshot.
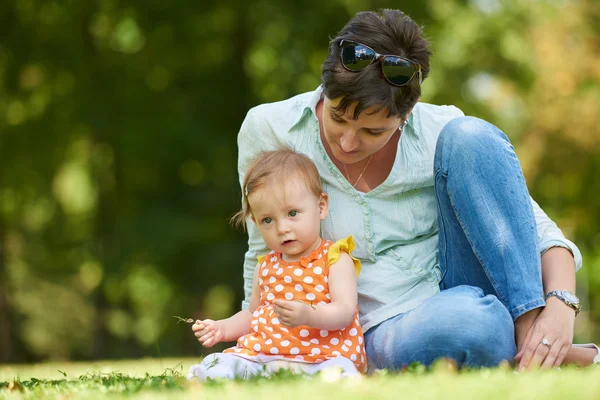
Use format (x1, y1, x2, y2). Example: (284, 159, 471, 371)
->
(0, 0, 598, 363)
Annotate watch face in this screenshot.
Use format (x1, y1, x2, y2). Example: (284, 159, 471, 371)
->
(562, 291, 579, 304)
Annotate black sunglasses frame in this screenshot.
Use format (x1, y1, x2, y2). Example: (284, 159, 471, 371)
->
(339, 40, 422, 87)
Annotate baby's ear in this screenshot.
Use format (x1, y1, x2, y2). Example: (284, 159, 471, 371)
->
(319, 192, 329, 220)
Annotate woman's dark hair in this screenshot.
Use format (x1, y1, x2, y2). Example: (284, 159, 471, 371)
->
(321, 9, 431, 120)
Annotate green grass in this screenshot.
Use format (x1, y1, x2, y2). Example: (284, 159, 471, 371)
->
(1, 358, 599, 399)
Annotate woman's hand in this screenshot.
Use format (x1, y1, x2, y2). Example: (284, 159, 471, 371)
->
(515, 298, 575, 370)
(273, 299, 313, 328)
(192, 319, 225, 348)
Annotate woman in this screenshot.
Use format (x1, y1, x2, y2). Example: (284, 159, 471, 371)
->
(236, 9, 599, 369)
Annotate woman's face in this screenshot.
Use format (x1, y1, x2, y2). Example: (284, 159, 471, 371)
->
(320, 96, 403, 165)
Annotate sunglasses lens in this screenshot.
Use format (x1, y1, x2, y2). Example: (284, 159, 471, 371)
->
(381, 56, 416, 86)
(341, 43, 376, 71)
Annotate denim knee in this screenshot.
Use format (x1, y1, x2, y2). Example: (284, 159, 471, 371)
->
(431, 286, 516, 366)
(366, 286, 516, 369)
(435, 116, 512, 174)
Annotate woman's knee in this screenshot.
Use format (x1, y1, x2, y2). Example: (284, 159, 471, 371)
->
(435, 116, 511, 171)
(431, 286, 516, 362)
(411, 286, 515, 365)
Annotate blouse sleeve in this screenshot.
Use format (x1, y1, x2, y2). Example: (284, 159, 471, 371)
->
(530, 197, 583, 271)
(327, 236, 362, 276)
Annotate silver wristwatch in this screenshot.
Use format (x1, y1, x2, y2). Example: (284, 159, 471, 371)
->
(545, 290, 581, 316)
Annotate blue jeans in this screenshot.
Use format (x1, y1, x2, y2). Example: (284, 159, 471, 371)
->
(365, 117, 545, 369)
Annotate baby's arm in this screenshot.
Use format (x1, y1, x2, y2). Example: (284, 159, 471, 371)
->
(193, 263, 261, 347)
(274, 252, 357, 331)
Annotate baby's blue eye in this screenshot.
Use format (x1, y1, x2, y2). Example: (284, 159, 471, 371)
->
(289, 210, 298, 217)
(263, 217, 272, 224)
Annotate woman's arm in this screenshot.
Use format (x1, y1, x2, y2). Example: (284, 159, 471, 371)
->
(530, 197, 582, 271)
(273, 252, 358, 330)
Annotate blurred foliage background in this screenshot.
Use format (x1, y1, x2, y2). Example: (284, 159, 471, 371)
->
(0, 0, 598, 363)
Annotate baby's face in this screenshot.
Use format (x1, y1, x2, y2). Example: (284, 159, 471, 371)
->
(249, 176, 327, 261)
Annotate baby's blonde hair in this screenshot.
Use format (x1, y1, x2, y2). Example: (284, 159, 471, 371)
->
(231, 148, 324, 230)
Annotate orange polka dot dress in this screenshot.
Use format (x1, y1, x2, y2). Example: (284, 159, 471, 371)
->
(224, 237, 367, 373)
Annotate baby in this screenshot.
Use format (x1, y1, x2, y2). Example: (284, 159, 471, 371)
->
(188, 148, 366, 379)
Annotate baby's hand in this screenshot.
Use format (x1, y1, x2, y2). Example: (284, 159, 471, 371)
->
(192, 319, 224, 348)
(273, 299, 313, 328)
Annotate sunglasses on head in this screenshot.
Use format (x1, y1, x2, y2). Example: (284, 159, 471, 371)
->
(339, 40, 422, 87)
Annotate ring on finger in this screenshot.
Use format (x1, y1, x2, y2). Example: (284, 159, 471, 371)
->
(541, 337, 552, 348)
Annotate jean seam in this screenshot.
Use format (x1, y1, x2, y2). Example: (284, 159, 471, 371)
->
(510, 298, 545, 320)
(443, 173, 509, 307)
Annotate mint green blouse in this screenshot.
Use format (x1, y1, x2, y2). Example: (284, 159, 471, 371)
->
(237, 87, 582, 332)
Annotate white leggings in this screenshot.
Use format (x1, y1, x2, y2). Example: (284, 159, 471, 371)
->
(187, 353, 359, 380)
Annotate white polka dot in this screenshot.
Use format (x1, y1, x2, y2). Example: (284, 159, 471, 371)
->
(280, 327, 289, 333)
(315, 285, 324, 292)
(269, 276, 276, 283)
(326, 293, 331, 299)
(281, 340, 290, 347)
(303, 276, 313, 284)
(295, 284, 303, 291)
(254, 343, 261, 351)
(276, 268, 283, 275)
(318, 301, 327, 306)
(244, 338, 248, 346)
(311, 348, 321, 355)
(332, 351, 341, 356)
(310, 338, 319, 344)
(264, 286, 269, 292)
(272, 262, 279, 269)
(307, 262, 313, 268)
(317, 253, 322, 259)
(342, 345, 350, 352)
(319, 330, 329, 337)
(271, 318, 280, 325)
(267, 293, 275, 300)
(270, 256, 277, 262)
(270, 348, 279, 354)
(253, 325, 258, 332)
(273, 333, 282, 339)
(275, 284, 284, 292)
(301, 341, 310, 346)
(349, 328, 357, 336)
(252, 311, 259, 317)
(323, 345, 330, 349)
(262, 261, 267, 268)
(344, 339, 352, 346)
(358, 336, 363, 344)
(259, 308, 264, 314)
(265, 339, 273, 345)
(252, 320, 258, 325)
(295, 355, 304, 360)
(324, 276, 328, 283)
(284, 276, 292, 283)
(293, 269, 303, 276)
(285, 292, 294, 300)
(259, 318, 267, 324)
(313, 267, 323, 274)
(350, 354, 357, 361)
(262, 269, 268, 276)
(299, 329, 309, 337)
(306, 293, 316, 301)
(330, 338, 339, 345)
(356, 345, 361, 353)
(265, 326, 273, 332)
(258, 278, 263, 285)
(261, 332, 266, 339)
